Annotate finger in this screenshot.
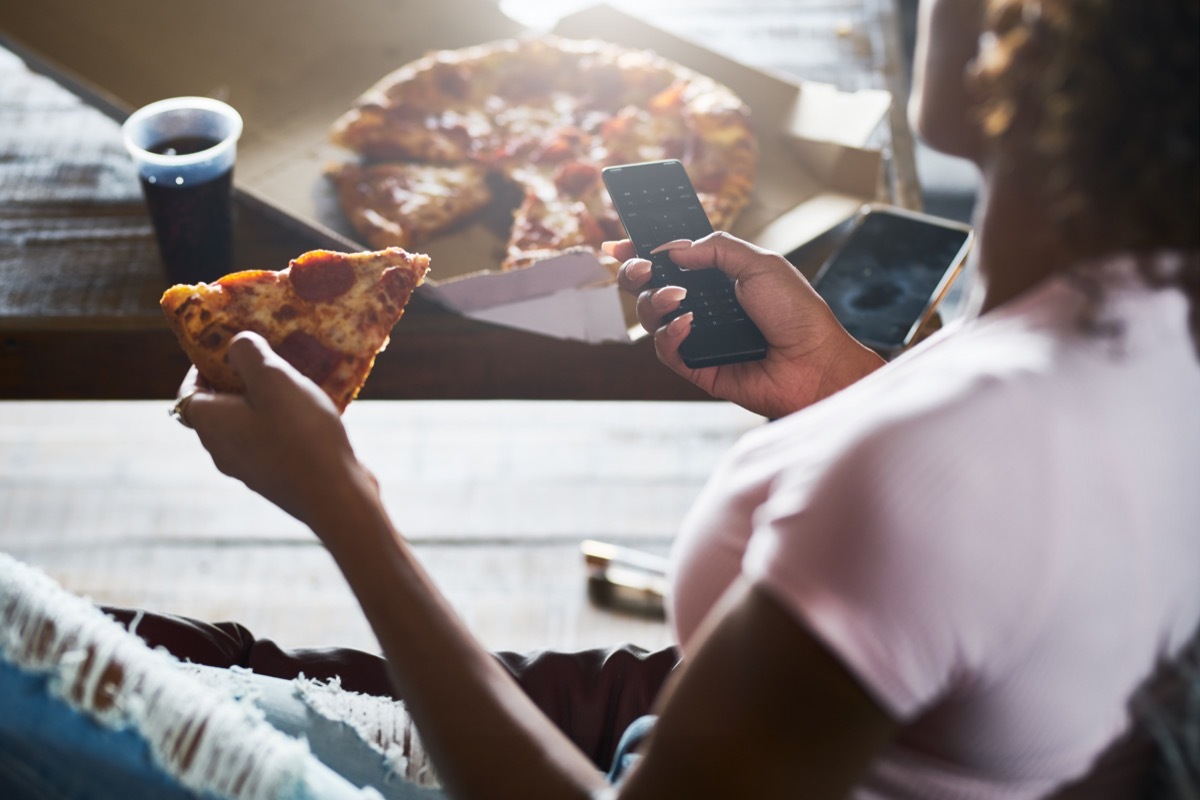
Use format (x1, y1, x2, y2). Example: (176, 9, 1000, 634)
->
(663, 231, 784, 283)
(227, 331, 274, 375)
(616, 258, 652, 294)
(183, 391, 265, 481)
(601, 239, 636, 261)
(652, 286, 687, 314)
(652, 312, 695, 372)
(649, 239, 695, 255)
(635, 289, 661, 332)
(634, 286, 687, 332)
(172, 365, 219, 429)
(183, 387, 250, 433)
(228, 330, 342, 420)
(226, 332, 296, 404)
(175, 365, 204, 403)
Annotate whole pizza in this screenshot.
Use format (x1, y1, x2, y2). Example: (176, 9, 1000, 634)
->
(327, 35, 758, 271)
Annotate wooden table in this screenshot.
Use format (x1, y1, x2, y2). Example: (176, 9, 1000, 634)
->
(1, 399, 768, 653)
(0, 0, 918, 401)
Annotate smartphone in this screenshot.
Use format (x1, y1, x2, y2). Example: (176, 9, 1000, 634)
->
(811, 205, 974, 356)
(602, 159, 767, 369)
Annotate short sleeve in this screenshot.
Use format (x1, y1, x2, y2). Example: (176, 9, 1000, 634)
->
(741, 404, 1050, 719)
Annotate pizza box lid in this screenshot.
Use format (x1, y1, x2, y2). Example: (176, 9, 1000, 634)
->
(0, 0, 890, 343)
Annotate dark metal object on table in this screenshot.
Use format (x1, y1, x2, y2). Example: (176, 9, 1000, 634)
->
(582, 539, 669, 619)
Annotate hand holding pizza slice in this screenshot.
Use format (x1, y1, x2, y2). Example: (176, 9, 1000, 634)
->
(160, 247, 429, 413)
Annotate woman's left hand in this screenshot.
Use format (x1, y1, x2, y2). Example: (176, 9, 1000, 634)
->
(175, 331, 376, 530)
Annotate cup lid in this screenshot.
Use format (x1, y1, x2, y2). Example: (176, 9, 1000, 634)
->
(122, 97, 243, 168)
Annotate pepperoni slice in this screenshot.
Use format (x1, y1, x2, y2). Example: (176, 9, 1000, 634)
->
(432, 63, 470, 100)
(575, 208, 607, 246)
(381, 266, 420, 305)
(275, 330, 344, 385)
(290, 254, 355, 303)
(554, 161, 600, 197)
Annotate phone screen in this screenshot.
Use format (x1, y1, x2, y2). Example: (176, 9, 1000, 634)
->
(812, 210, 972, 352)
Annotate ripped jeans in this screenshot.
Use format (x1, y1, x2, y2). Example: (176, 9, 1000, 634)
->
(0, 658, 649, 799)
(184, 666, 649, 796)
(0, 551, 436, 799)
(185, 665, 446, 799)
(0, 554, 648, 799)
(0, 658, 401, 799)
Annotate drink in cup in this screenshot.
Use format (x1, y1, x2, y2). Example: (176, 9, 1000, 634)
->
(122, 97, 243, 284)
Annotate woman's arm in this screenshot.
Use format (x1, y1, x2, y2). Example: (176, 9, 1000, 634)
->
(181, 333, 896, 798)
(621, 579, 897, 798)
(610, 233, 885, 419)
(184, 334, 607, 798)
(314, 475, 613, 799)
(332, 501, 898, 800)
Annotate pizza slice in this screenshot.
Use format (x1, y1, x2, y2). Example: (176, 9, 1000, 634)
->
(326, 161, 493, 250)
(160, 248, 429, 412)
(502, 163, 624, 271)
(329, 103, 498, 163)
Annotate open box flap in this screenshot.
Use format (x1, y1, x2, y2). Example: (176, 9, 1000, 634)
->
(422, 252, 612, 313)
(463, 284, 629, 342)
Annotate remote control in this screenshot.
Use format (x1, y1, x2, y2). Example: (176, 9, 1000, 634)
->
(602, 160, 767, 368)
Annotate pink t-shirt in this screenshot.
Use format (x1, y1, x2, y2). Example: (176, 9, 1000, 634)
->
(670, 254, 1200, 799)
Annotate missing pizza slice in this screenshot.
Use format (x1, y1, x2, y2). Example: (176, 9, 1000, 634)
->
(160, 247, 429, 412)
(326, 162, 494, 251)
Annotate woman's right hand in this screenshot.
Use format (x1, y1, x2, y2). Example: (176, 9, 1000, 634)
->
(178, 332, 377, 535)
(609, 232, 884, 418)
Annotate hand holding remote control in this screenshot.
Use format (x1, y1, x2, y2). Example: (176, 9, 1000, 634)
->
(606, 224, 887, 420)
(602, 160, 767, 369)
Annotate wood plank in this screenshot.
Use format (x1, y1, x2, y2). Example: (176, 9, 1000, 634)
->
(0, 400, 761, 545)
(15, 542, 677, 654)
(0, 399, 760, 650)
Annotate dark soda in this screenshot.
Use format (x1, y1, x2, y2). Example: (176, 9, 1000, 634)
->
(139, 135, 234, 284)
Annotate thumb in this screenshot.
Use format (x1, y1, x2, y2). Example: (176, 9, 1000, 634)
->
(226, 330, 336, 415)
(227, 331, 286, 398)
(664, 231, 786, 284)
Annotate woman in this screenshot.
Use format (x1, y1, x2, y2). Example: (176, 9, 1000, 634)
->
(174, 0, 1199, 797)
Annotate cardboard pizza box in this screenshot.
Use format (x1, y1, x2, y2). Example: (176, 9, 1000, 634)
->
(0, 0, 890, 343)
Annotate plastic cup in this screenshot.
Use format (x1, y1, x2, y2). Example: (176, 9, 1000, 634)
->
(122, 97, 243, 284)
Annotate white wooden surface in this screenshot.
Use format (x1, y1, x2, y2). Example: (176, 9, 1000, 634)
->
(0, 400, 762, 654)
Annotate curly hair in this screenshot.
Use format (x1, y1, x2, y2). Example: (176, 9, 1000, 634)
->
(973, 0, 1200, 351)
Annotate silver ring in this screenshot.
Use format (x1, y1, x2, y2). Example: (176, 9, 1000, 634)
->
(169, 389, 200, 429)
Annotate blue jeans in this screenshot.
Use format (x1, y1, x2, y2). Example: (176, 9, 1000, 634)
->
(186, 665, 446, 799)
(0, 658, 437, 799)
(0, 550, 630, 798)
(188, 666, 643, 795)
(0, 655, 647, 799)
(606, 714, 657, 785)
